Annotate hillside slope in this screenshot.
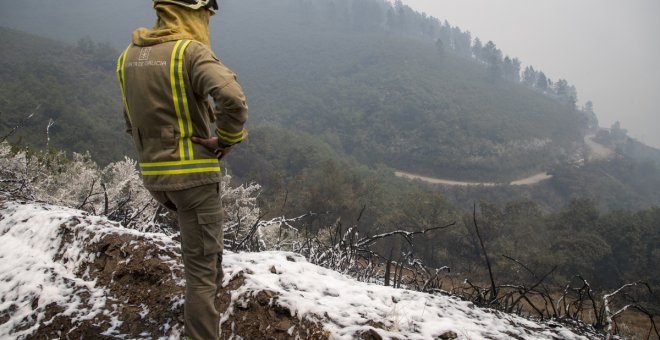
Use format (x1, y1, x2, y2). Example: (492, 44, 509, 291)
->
(0, 198, 602, 339)
(0, 27, 132, 165)
(2, 2, 659, 212)
(2, 0, 590, 180)
(215, 0, 587, 181)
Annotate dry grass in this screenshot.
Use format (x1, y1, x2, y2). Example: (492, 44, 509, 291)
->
(398, 270, 659, 339)
(614, 313, 660, 340)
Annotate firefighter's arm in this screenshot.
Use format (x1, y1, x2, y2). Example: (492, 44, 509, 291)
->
(212, 81, 248, 147)
(188, 43, 248, 148)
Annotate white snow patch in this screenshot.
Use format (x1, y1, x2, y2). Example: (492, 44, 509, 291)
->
(0, 201, 176, 338)
(0, 202, 113, 338)
(222, 251, 590, 340)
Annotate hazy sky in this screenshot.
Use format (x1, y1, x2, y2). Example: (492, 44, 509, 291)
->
(402, 0, 660, 149)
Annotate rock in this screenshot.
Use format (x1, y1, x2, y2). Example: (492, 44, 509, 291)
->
(438, 330, 458, 339)
(256, 290, 275, 306)
(359, 328, 382, 340)
(274, 319, 293, 331)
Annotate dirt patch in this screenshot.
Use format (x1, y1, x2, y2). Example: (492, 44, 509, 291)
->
(217, 273, 329, 339)
(83, 232, 186, 337)
(28, 217, 186, 339)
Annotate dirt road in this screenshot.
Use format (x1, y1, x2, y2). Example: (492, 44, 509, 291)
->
(395, 135, 615, 187)
(584, 135, 615, 161)
(394, 170, 552, 187)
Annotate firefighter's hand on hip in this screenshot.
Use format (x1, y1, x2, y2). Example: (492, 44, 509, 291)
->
(191, 136, 234, 160)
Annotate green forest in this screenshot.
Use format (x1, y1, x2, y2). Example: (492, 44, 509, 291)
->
(215, 0, 589, 181)
(1, 0, 659, 294)
(0, 28, 133, 165)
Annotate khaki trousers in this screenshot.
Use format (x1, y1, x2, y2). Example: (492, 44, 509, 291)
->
(150, 182, 223, 340)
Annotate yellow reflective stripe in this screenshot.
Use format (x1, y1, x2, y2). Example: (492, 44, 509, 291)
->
(117, 45, 132, 124)
(178, 40, 194, 159)
(170, 40, 195, 161)
(216, 128, 246, 144)
(139, 159, 220, 167)
(216, 128, 246, 138)
(141, 167, 221, 176)
(139, 158, 220, 176)
(170, 40, 186, 160)
(217, 134, 244, 144)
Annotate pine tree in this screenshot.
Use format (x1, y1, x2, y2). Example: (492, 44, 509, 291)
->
(522, 66, 537, 86)
(535, 72, 549, 92)
(472, 38, 483, 61)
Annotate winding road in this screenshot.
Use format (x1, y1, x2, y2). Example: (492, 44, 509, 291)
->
(395, 136, 615, 187)
(394, 170, 552, 187)
(584, 134, 615, 161)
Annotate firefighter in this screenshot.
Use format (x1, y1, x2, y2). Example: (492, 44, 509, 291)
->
(117, 0, 247, 338)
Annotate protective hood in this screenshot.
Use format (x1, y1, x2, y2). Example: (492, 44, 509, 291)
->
(132, 3, 211, 47)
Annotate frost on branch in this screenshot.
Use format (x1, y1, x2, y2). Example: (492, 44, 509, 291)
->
(221, 173, 261, 235)
(0, 142, 261, 236)
(0, 143, 162, 231)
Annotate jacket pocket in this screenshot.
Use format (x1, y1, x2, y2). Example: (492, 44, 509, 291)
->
(197, 210, 224, 256)
(160, 125, 177, 149)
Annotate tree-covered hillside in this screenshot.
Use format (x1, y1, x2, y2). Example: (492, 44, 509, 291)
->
(215, 0, 589, 181)
(0, 27, 132, 165)
(1, 0, 659, 210)
(1, 0, 593, 179)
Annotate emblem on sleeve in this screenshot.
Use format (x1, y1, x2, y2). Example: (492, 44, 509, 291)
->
(138, 47, 152, 61)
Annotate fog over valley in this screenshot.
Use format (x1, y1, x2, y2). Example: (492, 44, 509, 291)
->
(402, 0, 660, 149)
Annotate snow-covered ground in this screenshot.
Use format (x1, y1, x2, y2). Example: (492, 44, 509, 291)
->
(0, 199, 600, 339)
(0, 201, 124, 338)
(223, 252, 592, 339)
(0, 199, 186, 339)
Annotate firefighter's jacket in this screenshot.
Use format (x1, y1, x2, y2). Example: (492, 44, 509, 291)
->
(117, 5, 247, 192)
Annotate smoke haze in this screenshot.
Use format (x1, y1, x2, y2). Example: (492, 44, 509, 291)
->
(1, 0, 658, 148)
(402, 0, 660, 148)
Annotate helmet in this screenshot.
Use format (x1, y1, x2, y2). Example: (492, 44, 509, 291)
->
(153, 0, 218, 12)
